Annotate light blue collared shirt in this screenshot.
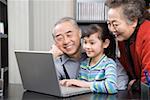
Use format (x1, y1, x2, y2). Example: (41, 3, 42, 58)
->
(54, 53, 87, 80)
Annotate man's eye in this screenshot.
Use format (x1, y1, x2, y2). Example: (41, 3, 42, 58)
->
(67, 33, 73, 38)
(67, 34, 72, 37)
(55, 35, 63, 41)
(66, 31, 72, 33)
(66, 31, 72, 36)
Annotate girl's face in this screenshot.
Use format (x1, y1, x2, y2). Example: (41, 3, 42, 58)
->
(83, 32, 108, 60)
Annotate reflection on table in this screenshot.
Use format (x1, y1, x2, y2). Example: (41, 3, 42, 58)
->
(1, 84, 140, 100)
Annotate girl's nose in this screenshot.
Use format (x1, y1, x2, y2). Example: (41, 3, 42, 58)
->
(83, 43, 91, 50)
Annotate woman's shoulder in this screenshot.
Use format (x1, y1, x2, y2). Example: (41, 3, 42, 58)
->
(137, 20, 150, 41)
(139, 20, 150, 32)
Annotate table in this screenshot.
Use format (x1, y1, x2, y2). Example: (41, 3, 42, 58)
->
(0, 84, 140, 100)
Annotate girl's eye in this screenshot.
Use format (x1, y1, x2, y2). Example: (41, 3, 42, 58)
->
(90, 42, 95, 45)
(84, 41, 87, 44)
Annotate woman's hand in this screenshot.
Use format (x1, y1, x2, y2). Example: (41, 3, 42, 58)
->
(128, 79, 136, 90)
(59, 79, 91, 88)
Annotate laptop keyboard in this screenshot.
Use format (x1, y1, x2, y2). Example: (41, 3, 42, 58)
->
(60, 86, 91, 97)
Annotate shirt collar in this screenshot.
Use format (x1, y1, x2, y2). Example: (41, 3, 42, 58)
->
(125, 19, 144, 45)
(60, 52, 87, 66)
(87, 54, 106, 68)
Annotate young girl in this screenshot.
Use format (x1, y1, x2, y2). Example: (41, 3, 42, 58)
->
(60, 24, 117, 94)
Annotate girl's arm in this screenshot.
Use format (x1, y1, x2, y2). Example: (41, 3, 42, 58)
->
(91, 63, 118, 94)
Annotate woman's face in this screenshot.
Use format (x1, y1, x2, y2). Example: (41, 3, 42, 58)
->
(107, 7, 137, 41)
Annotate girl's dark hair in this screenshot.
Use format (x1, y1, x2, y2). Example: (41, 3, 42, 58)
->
(81, 24, 116, 59)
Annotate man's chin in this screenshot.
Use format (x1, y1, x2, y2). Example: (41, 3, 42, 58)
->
(64, 51, 74, 55)
(64, 51, 79, 57)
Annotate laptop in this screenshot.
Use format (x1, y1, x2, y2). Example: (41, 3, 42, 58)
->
(15, 50, 91, 97)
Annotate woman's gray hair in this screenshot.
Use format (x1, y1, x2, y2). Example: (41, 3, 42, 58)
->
(105, 0, 146, 23)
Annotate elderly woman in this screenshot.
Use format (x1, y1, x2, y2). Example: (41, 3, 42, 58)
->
(105, 0, 150, 91)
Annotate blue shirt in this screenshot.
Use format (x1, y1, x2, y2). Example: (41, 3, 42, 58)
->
(78, 55, 118, 94)
(54, 53, 87, 80)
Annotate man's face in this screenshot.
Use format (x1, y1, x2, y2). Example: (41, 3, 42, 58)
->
(54, 21, 81, 57)
(107, 7, 136, 41)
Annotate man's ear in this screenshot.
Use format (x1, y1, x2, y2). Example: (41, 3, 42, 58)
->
(103, 39, 110, 49)
(79, 30, 82, 38)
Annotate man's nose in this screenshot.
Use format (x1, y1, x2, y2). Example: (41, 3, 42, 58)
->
(63, 36, 70, 44)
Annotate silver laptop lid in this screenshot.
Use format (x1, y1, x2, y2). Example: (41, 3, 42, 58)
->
(15, 50, 62, 97)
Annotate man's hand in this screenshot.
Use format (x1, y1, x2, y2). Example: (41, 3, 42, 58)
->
(59, 79, 91, 88)
(49, 44, 63, 58)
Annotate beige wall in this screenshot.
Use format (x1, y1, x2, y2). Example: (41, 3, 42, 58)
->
(8, 0, 74, 84)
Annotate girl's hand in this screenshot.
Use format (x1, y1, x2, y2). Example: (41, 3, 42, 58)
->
(59, 79, 91, 88)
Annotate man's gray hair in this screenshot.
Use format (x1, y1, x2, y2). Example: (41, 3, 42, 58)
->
(53, 17, 80, 36)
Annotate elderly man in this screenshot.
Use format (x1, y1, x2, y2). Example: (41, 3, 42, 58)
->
(50, 17, 87, 80)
